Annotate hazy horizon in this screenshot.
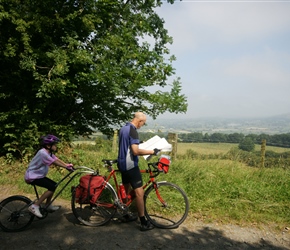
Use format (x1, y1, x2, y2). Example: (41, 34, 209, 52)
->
(154, 111, 290, 121)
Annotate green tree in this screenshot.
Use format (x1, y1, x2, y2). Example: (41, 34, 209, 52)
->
(210, 133, 227, 143)
(0, 0, 187, 157)
(227, 133, 244, 143)
(238, 137, 255, 152)
(186, 132, 203, 142)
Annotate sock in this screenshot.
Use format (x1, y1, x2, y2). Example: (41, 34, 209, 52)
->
(140, 216, 147, 225)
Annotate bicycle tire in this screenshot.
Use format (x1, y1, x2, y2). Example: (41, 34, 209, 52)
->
(144, 181, 189, 229)
(71, 184, 117, 226)
(0, 195, 34, 232)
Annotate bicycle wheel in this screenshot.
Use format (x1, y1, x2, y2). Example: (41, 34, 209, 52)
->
(0, 195, 34, 232)
(71, 184, 117, 226)
(144, 181, 189, 229)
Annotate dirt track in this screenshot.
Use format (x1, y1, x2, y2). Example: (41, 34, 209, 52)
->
(1, 188, 290, 250)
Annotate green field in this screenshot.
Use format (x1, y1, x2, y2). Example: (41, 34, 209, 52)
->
(177, 142, 290, 155)
(177, 142, 237, 155)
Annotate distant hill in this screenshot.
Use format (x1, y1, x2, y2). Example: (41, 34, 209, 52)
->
(145, 113, 290, 135)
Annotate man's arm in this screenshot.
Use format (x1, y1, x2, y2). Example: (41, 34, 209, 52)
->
(131, 144, 154, 156)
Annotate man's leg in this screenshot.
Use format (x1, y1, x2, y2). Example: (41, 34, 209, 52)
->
(135, 187, 154, 231)
(134, 187, 145, 217)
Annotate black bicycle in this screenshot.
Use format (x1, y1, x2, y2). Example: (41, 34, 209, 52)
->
(0, 166, 95, 232)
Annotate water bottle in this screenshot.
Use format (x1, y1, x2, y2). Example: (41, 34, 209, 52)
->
(119, 183, 127, 200)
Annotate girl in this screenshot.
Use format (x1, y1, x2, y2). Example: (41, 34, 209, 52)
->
(24, 134, 73, 217)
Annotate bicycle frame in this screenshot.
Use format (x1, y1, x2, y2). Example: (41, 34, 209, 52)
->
(32, 166, 96, 209)
(100, 161, 163, 208)
(71, 157, 189, 229)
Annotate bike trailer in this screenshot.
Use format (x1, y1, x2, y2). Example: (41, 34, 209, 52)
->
(157, 155, 171, 173)
(75, 174, 105, 204)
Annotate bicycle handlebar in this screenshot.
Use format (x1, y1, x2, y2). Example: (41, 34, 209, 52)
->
(147, 162, 159, 170)
(73, 165, 97, 174)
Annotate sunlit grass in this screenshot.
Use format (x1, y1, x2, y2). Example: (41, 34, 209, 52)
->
(169, 159, 290, 227)
(177, 142, 237, 155)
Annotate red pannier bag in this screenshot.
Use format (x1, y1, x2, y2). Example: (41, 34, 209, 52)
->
(157, 155, 171, 173)
(75, 185, 89, 204)
(75, 174, 105, 204)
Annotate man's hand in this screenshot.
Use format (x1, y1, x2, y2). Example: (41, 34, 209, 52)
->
(153, 148, 161, 155)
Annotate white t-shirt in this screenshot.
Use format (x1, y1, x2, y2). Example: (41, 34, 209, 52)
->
(24, 148, 58, 183)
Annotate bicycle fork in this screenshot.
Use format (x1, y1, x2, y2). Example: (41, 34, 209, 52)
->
(153, 183, 168, 207)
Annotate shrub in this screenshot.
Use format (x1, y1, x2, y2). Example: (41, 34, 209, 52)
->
(239, 137, 255, 152)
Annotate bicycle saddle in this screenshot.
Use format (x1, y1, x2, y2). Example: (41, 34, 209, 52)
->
(102, 159, 118, 165)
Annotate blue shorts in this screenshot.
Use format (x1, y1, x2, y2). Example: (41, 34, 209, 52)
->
(30, 177, 57, 192)
(121, 167, 143, 189)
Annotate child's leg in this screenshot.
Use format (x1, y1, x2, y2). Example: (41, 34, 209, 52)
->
(36, 190, 54, 206)
(30, 177, 56, 206)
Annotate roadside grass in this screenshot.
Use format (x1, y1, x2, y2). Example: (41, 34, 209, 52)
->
(169, 158, 289, 229)
(0, 142, 289, 230)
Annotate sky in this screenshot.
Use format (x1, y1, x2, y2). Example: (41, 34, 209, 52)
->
(153, 0, 290, 120)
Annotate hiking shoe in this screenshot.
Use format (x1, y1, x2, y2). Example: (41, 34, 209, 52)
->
(47, 205, 61, 212)
(121, 212, 138, 223)
(28, 204, 43, 218)
(140, 221, 154, 231)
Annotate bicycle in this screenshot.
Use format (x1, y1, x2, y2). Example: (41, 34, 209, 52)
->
(71, 155, 189, 229)
(0, 166, 96, 232)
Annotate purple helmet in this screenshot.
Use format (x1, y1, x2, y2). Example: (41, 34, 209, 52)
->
(40, 134, 61, 146)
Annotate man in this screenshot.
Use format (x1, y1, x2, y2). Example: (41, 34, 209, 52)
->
(117, 112, 159, 231)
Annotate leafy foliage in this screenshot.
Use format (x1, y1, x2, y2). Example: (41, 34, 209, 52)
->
(0, 0, 187, 157)
(238, 137, 255, 152)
